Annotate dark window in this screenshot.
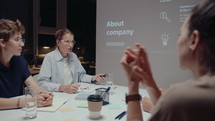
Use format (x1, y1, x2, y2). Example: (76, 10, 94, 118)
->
(40, 0, 57, 27)
(38, 34, 56, 54)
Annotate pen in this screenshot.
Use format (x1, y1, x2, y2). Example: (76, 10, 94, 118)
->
(101, 87, 110, 99)
(91, 80, 97, 84)
(79, 86, 89, 92)
(105, 87, 110, 93)
(102, 74, 107, 78)
(44, 88, 56, 103)
(50, 87, 56, 95)
(115, 111, 126, 120)
(118, 111, 126, 120)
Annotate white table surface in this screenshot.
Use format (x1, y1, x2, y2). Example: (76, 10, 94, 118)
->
(0, 84, 151, 121)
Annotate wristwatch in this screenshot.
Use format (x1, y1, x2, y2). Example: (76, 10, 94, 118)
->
(125, 93, 142, 104)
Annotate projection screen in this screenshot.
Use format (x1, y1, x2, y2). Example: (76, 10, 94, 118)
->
(96, 0, 201, 88)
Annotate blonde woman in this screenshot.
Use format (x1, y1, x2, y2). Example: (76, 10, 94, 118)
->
(37, 28, 106, 94)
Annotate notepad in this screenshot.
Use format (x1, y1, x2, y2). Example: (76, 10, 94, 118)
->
(74, 94, 90, 100)
(77, 102, 88, 108)
(59, 107, 73, 113)
(37, 97, 69, 112)
(107, 104, 121, 109)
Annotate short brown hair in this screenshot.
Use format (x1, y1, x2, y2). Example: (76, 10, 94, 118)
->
(0, 19, 25, 42)
(55, 28, 74, 40)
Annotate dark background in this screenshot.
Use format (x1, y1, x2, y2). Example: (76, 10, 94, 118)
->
(0, 0, 96, 74)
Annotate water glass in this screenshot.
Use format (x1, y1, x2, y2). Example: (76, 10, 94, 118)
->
(25, 86, 37, 119)
(105, 73, 116, 90)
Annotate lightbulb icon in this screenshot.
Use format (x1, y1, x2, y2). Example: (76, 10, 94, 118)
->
(160, 33, 170, 46)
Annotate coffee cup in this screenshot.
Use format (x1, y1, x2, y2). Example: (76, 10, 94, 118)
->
(87, 94, 103, 119)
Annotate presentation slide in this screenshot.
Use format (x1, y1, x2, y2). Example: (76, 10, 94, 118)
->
(96, 0, 201, 88)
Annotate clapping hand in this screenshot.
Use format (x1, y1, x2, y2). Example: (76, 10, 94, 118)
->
(120, 43, 155, 87)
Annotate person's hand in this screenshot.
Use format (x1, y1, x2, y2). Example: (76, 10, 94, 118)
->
(121, 44, 161, 105)
(36, 92, 54, 107)
(59, 83, 80, 94)
(132, 44, 155, 87)
(120, 44, 142, 94)
(120, 46, 140, 82)
(91, 74, 106, 84)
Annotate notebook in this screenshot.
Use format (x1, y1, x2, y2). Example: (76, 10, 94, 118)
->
(37, 97, 69, 112)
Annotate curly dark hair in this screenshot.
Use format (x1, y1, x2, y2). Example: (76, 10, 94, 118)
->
(0, 19, 25, 42)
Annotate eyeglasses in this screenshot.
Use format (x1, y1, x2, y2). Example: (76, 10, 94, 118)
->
(14, 38, 25, 43)
(62, 40, 76, 45)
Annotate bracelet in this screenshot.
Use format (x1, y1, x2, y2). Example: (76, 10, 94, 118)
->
(125, 93, 142, 104)
(17, 98, 21, 108)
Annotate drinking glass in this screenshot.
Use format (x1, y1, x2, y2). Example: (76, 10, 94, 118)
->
(25, 86, 37, 119)
(104, 73, 117, 95)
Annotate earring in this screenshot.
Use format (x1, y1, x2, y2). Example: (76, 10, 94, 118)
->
(189, 46, 194, 51)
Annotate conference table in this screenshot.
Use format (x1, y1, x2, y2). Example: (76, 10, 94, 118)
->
(0, 84, 151, 121)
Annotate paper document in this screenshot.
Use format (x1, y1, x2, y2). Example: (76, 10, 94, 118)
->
(37, 97, 69, 112)
(77, 83, 99, 93)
